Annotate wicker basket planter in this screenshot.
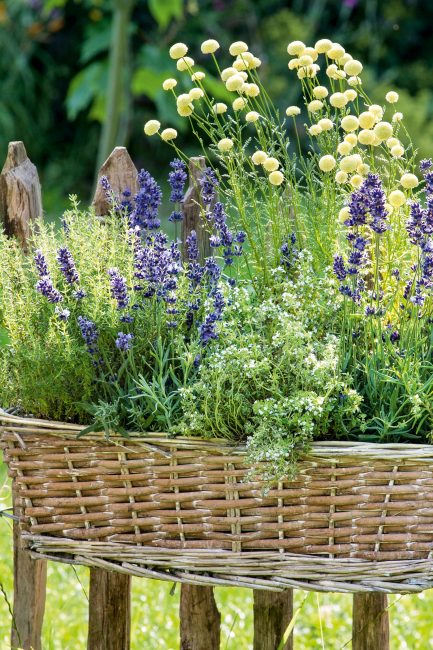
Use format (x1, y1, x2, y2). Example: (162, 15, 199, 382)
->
(2, 410, 433, 594)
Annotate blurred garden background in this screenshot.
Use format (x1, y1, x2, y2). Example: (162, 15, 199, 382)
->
(2, 0, 433, 218)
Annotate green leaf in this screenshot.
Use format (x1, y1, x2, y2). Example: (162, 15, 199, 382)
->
(148, 0, 183, 30)
(66, 61, 108, 120)
(80, 24, 111, 64)
(0, 327, 10, 347)
(131, 68, 171, 100)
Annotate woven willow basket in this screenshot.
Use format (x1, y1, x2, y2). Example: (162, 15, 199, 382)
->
(2, 411, 433, 593)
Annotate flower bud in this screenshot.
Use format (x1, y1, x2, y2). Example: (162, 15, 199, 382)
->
(201, 39, 220, 54)
(319, 155, 336, 172)
(251, 150, 267, 165)
(385, 91, 399, 103)
(144, 120, 160, 136)
(341, 115, 359, 132)
(162, 78, 177, 91)
(388, 190, 406, 208)
(269, 171, 284, 185)
(177, 56, 195, 71)
(313, 86, 328, 99)
(229, 41, 248, 56)
(246, 111, 260, 122)
(161, 128, 177, 141)
(287, 40, 305, 55)
(344, 59, 363, 76)
(286, 106, 301, 116)
(169, 43, 188, 59)
(400, 173, 419, 189)
(263, 157, 280, 172)
(217, 138, 234, 152)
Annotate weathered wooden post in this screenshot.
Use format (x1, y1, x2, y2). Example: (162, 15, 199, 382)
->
(179, 156, 221, 650)
(254, 591, 293, 650)
(86, 146, 138, 650)
(0, 141, 47, 650)
(352, 593, 390, 650)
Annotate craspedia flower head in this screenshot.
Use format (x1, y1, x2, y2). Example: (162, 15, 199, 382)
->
(313, 86, 328, 99)
(162, 78, 177, 91)
(400, 173, 419, 189)
(286, 106, 301, 117)
(373, 121, 393, 141)
(299, 54, 314, 67)
(329, 92, 348, 108)
(225, 74, 244, 92)
(263, 157, 279, 172)
(287, 40, 305, 55)
(176, 56, 195, 72)
(368, 104, 383, 120)
(309, 124, 322, 136)
(392, 112, 403, 123)
(345, 133, 358, 145)
(177, 104, 193, 117)
(335, 170, 348, 184)
(189, 87, 204, 100)
(341, 115, 359, 132)
(245, 111, 260, 122)
(233, 97, 247, 111)
(358, 129, 375, 145)
(387, 137, 399, 149)
(357, 163, 370, 176)
(318, 118, 333, 131)
(319, 155, 336, 172)
(251, 150, 267, 165)
(339, 207, 351, 222)
(217, 138, 234, 152)
(385, 91, 399, 103)
(344, 59, 363, 76)
(244, 83, 260, 97)
(144, 120, 160, 136)
(344, 89, 358, 102)
(340, 154, 362, 173)
(308, 99, 323, 113)
(268, 171, 284, 186)
(191, 71, 206, 82)
(391, 144, 404, 158)
(327, 43, 345, 60)
(229, 41, 248, 56)
(169, 43, 188, 59)
(314, 38, 332, 53)
(161, 128, 177, 142)
(348, 76, 362, 87)
(213, 102, 228, 114)
(177, 93, 192, 108)
(221, 67, 237, 81)
(201, 39, 220, 54)
(338, 141, 353, 156)
(350, 174, 363, 189)
(388, 189, 406, 208)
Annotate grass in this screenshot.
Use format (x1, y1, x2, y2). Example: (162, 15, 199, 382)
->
(1, 460, 433, 649)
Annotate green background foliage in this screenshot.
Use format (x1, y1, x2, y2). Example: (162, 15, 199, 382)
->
(2, 0, 433, 215)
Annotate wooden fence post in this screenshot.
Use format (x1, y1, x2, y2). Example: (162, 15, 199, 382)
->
(352, 593, 390, 650)
(1, 141, 47, 650)
(86, 146, 136, 650)
(253, 591, 293, 650)
(179, 156, 221, 650)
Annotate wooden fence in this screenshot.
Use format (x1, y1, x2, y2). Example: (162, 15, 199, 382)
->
(0, 141, 390, 650)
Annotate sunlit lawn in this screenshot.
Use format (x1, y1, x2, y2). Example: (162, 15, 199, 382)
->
(1, 460, 432, 649)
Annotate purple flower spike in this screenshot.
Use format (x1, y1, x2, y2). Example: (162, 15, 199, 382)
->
(199, 168, 218, 206)
(57, 247, 79, 284)
(115, 332, 134, 351)
(108, 268, 129, 310)
(78, 316, 99, 355)
(35, 277, 63, 304)
(169, 159, 187, 203)
(34, 249, 49, 277)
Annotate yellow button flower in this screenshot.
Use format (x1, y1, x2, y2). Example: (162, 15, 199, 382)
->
(217, 138, 234, 152)
(287, 40, 305, 55)
(350, 174, 363, 188)
(162, 78, 177, 91)
(161, 128, 177, 141)
(309, 124, 322, 136)
(288, 58, 300, 70)
(400, 173, 419, 189)
(335, 170, 348, 184)
(340, 154, 361, 173)
(169, 43, 188, 59)
(345, 133, 358, 145)
(339, 206, 351, 221)
(229, 41, 248, 56)
(233, 58, 248, 71)
(226, 74, 244, 92)
(263, 157, 280, 172)
(358, 112, 376, 129)
(299, 54, 314, 67)
(314, 38, 333, 53)
(233, 97, 247, 111)
(246, 111, 260, 122)
(286, 106, 301, 116)
(344, 89, 358, 102)
(386, 137, 399, 149)
(330, 92, 348, 108)
(319, 155, 336, 172)
(245, 83, 260, 97)
(308, 100, 323, 112)
(213, 103, 228, 114)
(318, 118, 333, 131)
(221, 67, 237, 81)
(341, 115, 359, 132)
(357, 163, 370, 176)
(391, 144, 404, 158)
(344, 59, 363, 76)
(338, 142, 353, 155)
(177, 93, 192, 108)
(388, 190, 406, 208)
(251, 150, 268, 165)
(385, 91, 399, 103)
(269, 171, 284, 186)
(392, 112, 403, 123)
(177, 104, 193, 117)
(191, 71, 205, 82)
(347, 76, 362, 86)
(177, 56, 195, 71)
(144, 120, 160, 136)
(327, 43, 345, 60)
(358, 129, 375, 145)
(368, 104, 383, 119)
(201, 39, 220, 54)
(313, 86, 328, 99)
(373, 121, 393, 140)
(189, 88, 204, 100)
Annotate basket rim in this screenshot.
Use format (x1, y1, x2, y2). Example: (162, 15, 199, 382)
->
(2, 408, 433, 462)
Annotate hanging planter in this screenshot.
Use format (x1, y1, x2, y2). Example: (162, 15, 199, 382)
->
(3, 410, 433, 594)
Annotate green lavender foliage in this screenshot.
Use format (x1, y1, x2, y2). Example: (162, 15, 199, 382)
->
(0, 199, 198, 425)
(176, 253, 362, 480)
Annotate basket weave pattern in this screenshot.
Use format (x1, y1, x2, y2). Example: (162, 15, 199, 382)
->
(2, 412, 433, 593)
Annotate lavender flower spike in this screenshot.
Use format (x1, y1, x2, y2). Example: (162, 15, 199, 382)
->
(108, 268, 129, 310)
(115, 332, 134, 351)
(57, 247, 79, 284)
(169, 159, 187, 203)
(78, 316, 99, 355)
(34, 249, 49, 277)
(199, 167, 218, 206)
